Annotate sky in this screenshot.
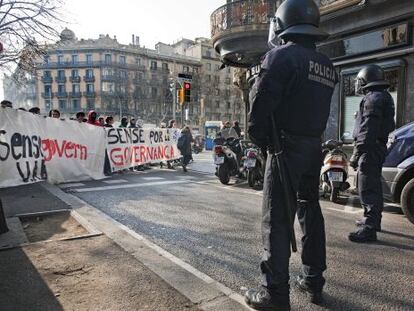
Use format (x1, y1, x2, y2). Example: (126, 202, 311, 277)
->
(0, 0, 226, 99)
(62, 0, 226, 48)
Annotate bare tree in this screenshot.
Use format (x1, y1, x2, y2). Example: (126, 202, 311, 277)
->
(0, 0, 65, 76)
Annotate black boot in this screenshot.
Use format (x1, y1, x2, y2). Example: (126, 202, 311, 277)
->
(294, 275, 323, 305)
(355, 219, 381, 232)
(245, 288, 290, 311)
(349, 225, 377, 243)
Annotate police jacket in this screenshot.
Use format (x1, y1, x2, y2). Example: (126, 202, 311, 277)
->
(248, 41, 337, 149)
(353, 89, 395, 153)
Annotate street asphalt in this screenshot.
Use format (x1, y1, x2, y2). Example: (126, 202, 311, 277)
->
(60, 152, 414, 311)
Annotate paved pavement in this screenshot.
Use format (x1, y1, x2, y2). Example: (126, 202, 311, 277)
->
(57, 152, 414, 311)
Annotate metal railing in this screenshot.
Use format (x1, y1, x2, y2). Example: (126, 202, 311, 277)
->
(38, 61, 146, 70)
(211, 0, 279, 38)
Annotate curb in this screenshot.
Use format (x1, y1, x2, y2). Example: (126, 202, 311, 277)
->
(41, 182, 253, 311)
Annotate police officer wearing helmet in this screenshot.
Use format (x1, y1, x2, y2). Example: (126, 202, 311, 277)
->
(244, 0, 337, 310)
(349, 64, 395, 242)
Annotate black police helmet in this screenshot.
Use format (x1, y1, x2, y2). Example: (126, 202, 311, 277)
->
(355, 65, 389, 93)
(273, 0, 328, 41)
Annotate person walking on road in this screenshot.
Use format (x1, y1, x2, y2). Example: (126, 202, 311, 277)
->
(349, 64, 395, 243)
(244, 1, 337, 310)
(232, 120, 242, 137)
(178, 126, 193, 173)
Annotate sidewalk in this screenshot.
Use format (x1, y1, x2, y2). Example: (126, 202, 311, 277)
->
(0, 183, 247, 311)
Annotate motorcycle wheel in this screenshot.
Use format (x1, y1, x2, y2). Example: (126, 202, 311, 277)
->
(330, 187, 340, 203)
(247, 169, 256, 188)
(401, 178, 414, 224)
(218, 164, 230, 185)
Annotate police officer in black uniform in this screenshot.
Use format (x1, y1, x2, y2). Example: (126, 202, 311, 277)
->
(349, 64, 395, 243)
(244, 0, 337, 310)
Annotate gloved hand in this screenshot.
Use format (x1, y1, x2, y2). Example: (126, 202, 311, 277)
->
(349, 151, 360, 170)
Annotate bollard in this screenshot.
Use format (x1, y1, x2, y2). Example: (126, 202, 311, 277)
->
(0, 199, 9, 234)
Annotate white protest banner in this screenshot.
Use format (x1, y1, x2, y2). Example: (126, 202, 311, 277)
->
(42, 118, 106, 184)
(0, 108, 47, 188)
(0, 108, 106, 188)
(106, 127, 181, 172)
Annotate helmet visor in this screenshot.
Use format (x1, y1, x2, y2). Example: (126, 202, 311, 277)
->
(268, 17, 282, 49)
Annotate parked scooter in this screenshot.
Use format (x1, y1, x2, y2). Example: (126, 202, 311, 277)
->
(244, 146, 265, 188)
(214, 137, 245, 184)
(320, 139, 350, 202)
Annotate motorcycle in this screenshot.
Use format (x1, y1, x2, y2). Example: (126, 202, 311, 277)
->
(243, 145, 265, 188)
(320, 139, 350, 202)
(214, 137, 245, 184)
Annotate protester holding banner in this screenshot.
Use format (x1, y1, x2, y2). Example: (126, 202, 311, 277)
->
(104, 116, 114, 127)
(87, 111, 100, 126)
(119, 117, 128, 128)
(49, 109, 60, 118)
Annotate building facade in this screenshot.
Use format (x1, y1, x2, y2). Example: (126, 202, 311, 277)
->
(319, 0, 414, 141)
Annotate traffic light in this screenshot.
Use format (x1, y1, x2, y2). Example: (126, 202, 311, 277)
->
(184, 82, 191, 103)
(178, 87, 184, 105)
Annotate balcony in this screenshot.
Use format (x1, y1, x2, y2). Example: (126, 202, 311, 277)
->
(70, 76, 81, 83)
(41, 92, 53, 98)
(55, 76, 67, 83)
(102, 75, 116, 82)
(69, 92, 82, 98)
(210, 0, 278, 67)
(55, 92, 68, 98)
(83, 91, 96, 98)
(41, 76, 53, 83)
(84, 76, 95, 83)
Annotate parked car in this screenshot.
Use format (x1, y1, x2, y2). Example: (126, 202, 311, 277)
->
(382, 121, 414, 224)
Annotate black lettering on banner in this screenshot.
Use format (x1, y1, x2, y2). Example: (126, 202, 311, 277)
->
(11, 133, 22, 160)
(0, 130, 10, 161)
(107, 128, 119, 145)
(138, 129, 145, 143)
(132, 128, 139, 143)
(117, 129, 127, 144)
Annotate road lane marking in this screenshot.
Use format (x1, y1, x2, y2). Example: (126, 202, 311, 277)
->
(73, 180, 188, 193)
(141, 177, 165, 181)
(59, 182, 85, 189)
(103, 179, 128, 184)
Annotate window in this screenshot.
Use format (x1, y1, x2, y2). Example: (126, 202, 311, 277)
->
(150, 61, 157, 70)
(206, 50, 211, 58)
(120, 70, 127, 79)
(183, 66, 190, 73)
(151, 87, 158, 98)
(136, 57, 141, 65)
(162, 63, 169, 71)
(206, 75, 211, 82)
(86, 54, 93, 64)
(193, 67, 199, 74)
(72, 99, 80, 110)
(87, 99, 95, 110)
(226, 102, 231, 109)
(215, 64, 220, 71)
(45, 99, 52, 110)
(214, 76, 220, 83)
(105, 54, 112, 64)
(216, 101, 220, 108)
(58, 70, 65, 79)
(59, 100, 66, 111)
(72, 54, 78, 64)
(103, 68, 113, 76)
(86, 84, 94, 93)
(225, 77, 231, 84)
(102, 82, 114, 92)
(58, 55, 64, 65)
(44, 55, 50, 64)
(227, 67, 231, 74)
(86, 69, 94, 78)
(44, 71, 51, 78)
(58, 84, 65, 93)
(72, 84, 80, 93)
(215, 89, 220, 96)
(340, 62, 402, 140)
(71, 69, 79, 78)
(206, 63, 211, 70)
(44, 85, 52, 96)
(119, 55, 126, 64)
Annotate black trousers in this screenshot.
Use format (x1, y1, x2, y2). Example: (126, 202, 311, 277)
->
(357, 145, 386, 230)
(260, 136, 326, 299)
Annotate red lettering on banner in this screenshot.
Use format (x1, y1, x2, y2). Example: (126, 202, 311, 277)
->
(42, 139, 88, 162)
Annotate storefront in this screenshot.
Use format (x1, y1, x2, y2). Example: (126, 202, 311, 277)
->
(318, 0, 414, 142)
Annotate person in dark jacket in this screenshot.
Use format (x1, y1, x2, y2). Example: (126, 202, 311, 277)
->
(76, 111, 86, 123)
(104, 116, 114, 127)
(349, 64, 395, 242)
(128, 118, 137, 128)
(179, 126, 193, 173)
(244, 1, 337, 310)
(119, 117, 128, 128)
(232, 121, 242, 137)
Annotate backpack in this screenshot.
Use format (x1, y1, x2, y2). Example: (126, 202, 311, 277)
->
(177, 135, 186, 151)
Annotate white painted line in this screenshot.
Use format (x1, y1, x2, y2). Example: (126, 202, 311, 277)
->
(141, 177, 165, 181)
(102, 179, 128, 184)
(73, 180, 188, 193)
(59, 182, 85, 189)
